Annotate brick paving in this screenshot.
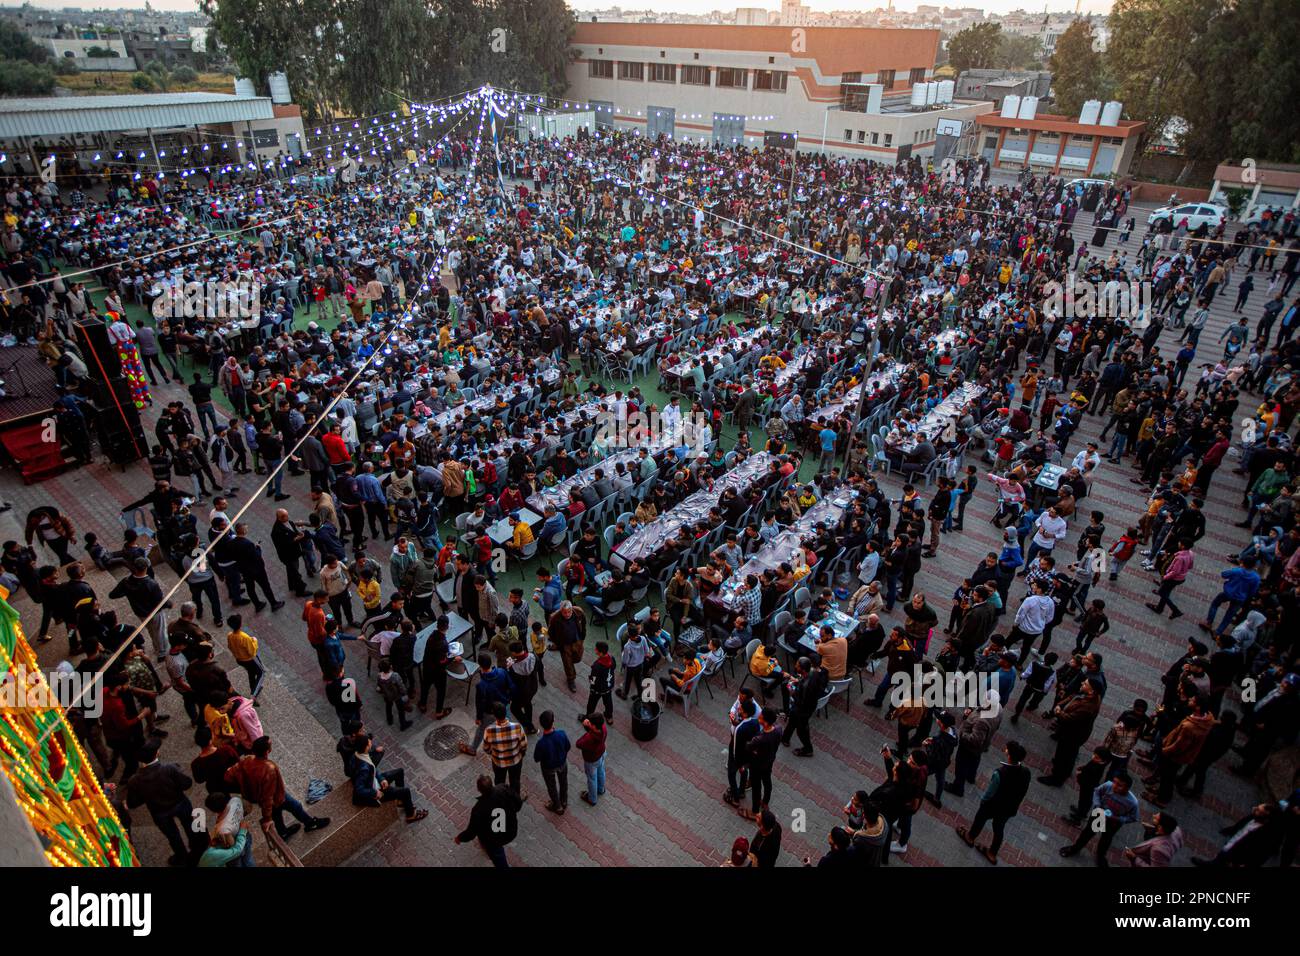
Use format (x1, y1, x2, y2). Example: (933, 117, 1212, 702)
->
(8, 197, 1269, 868)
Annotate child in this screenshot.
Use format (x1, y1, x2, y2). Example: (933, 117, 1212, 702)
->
(1073, 600, 1111, 653)
(529, 620, 549, 687)
(1107, 527, 1139, 581)
(486, 612, 515, 669)
(84, 532, 127, 572)
(1065, 746, 1113, 825)
(356, 568, 382, 627)
(376, 659, 413, 730)
(226, 613, 264, 699)
(1076, 511, 1106, 560)
(947, 578, 973, 634)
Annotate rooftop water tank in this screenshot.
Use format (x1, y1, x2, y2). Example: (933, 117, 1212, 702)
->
(865, 83, 883, 114)
(1079, 99, 1102, 125)
(234, 77, 256, 98)
(1000, 94, 1021, 119)
(936, 79, 954, 103)
(268, 71, 291, 105)
(924, 81, 938, 105)
(1099, 100, 1123, 126)
(1017, 95, 1038, 121)
(910, 83, 927, 108)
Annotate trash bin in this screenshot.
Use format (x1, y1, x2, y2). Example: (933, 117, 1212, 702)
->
(631, 700, 661, 742)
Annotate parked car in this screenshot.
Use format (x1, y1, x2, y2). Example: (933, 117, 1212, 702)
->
(1066, 177, 1113, 193)
(1146, 202, 1226, 231)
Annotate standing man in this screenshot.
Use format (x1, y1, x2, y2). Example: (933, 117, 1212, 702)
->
(742, 706, 783, 822)
(454, 774, 522, 868)
(533, 710, 570, 814)
(1059, 772, 1140, 866)
(955, 740, 1031, 865)
(124, 738, 206, 866)
(576, 712, 608, 807)
(108, 557, 168, 659)
(547, 601, 586, 692)
(781, 655, 828, 757)
(483, 702, 527, 797)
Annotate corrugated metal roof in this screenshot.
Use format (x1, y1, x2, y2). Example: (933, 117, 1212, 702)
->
(0, 93, 276, 139)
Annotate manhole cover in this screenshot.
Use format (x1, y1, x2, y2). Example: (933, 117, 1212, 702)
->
(424, 725, 469, 761)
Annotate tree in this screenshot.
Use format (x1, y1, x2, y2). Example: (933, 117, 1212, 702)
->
(947, 22, 1002, 72)
(1107, 0, 1220, 172)
(0, 59, 54, 95)
(1048, 19, 1106, 118)
(1175, 0, 1300, 165)
(131, 71, 155, 91)
(0, 20, 49, 64)
(997, 33, 1042, 70)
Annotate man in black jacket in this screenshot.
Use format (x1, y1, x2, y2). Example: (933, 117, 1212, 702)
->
(744, 706, 783, 819)
(781, 653, 829, 757)
(956, 740, 1032, 865)
(271, 509, 310, 597)
(125, 738, 206, 866)
(108, 557, 169, 659)
(923, 710, 958, 807)
(230, 523, 284, 613)
(454, 774, 523, 868)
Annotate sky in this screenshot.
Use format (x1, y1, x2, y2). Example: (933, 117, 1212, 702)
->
(18, 0, 1116, 13)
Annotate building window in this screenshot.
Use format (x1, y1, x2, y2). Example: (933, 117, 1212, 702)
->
(716, 67, 748, 89)
(871, 132, 879, 145)
(649, 63, 676, 83)
(845, 129, 853, 141)
(857, 131, 865, 143)
(618, 61, 644, 81)
(842, 71, 862, 84)
(878, 69, 895, 89)
(884, 133, 893, 147)
(768, 56, 775, 64)
(909, 67, 926, 85)
(588, 59, 613, 79)
(693, 52, 700, 60)
(754, 70, 787, 92)
(682, 65, 710, 85)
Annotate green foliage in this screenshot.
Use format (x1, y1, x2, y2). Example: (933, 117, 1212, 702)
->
(1048, 19, 1107, 118)
(1219, 186, 1250, 219)
(0, 58, 55, 95)
(85, 46, 120, 58)
(53, 58, 79, 76)
(172, 65, 199, 83)
(200, 0, 576, 119)
(947, 22, 1002, 72)
(0, 19, 49, 64)
(130, 71, 156, 91)
(996, 33, 1042, 70)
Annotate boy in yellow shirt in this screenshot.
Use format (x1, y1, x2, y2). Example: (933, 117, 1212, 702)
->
(226, 613, 264, 699)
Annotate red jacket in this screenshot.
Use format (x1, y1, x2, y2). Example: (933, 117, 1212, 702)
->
(322, 432, 351, 466)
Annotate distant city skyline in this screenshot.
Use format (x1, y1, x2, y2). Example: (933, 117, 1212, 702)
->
(10, 0, 1116, 15)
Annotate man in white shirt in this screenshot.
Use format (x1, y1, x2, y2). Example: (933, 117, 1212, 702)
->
(1021, 507, 1068, 574)
(1071, 442, 1101, 474)
(1010, 580, 1056, 664)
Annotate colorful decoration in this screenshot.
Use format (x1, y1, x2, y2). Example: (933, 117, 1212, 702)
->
(0, 588, 135, 867)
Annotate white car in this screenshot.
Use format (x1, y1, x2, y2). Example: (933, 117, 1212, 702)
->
(1066, 177, 1113, 193)
(1147, 202, 1226, 231)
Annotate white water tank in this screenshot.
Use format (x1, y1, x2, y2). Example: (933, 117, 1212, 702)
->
(936, 79, 954, 103)
(1000, 94, 1021, 119)
(234, 77, 256, 98)
(268, 71, 292, 105)
(910, 83, 927, 108)
(865, 83, 883, 114)
(1099, 100, 1123, 126)
(1079, 99, 1102, 125)
(924, 82, 938, 105)
(1017, 95, 1038, 120)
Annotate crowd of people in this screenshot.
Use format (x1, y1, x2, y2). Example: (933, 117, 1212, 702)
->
(2, 92, 1298, 868)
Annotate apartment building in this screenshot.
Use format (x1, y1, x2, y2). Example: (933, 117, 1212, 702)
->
(565, 22, 992, 161)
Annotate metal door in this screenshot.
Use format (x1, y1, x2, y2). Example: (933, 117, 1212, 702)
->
(647, 106, 675, 141)
(712, 112, 745, 147)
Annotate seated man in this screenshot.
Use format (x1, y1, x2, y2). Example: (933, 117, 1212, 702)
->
(814, 623, 849, 680)
(504, 512, 536, 559)
(348, 732, 429, 824)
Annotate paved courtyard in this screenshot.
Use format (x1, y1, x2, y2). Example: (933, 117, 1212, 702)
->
(9, 197, 1267, 867)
